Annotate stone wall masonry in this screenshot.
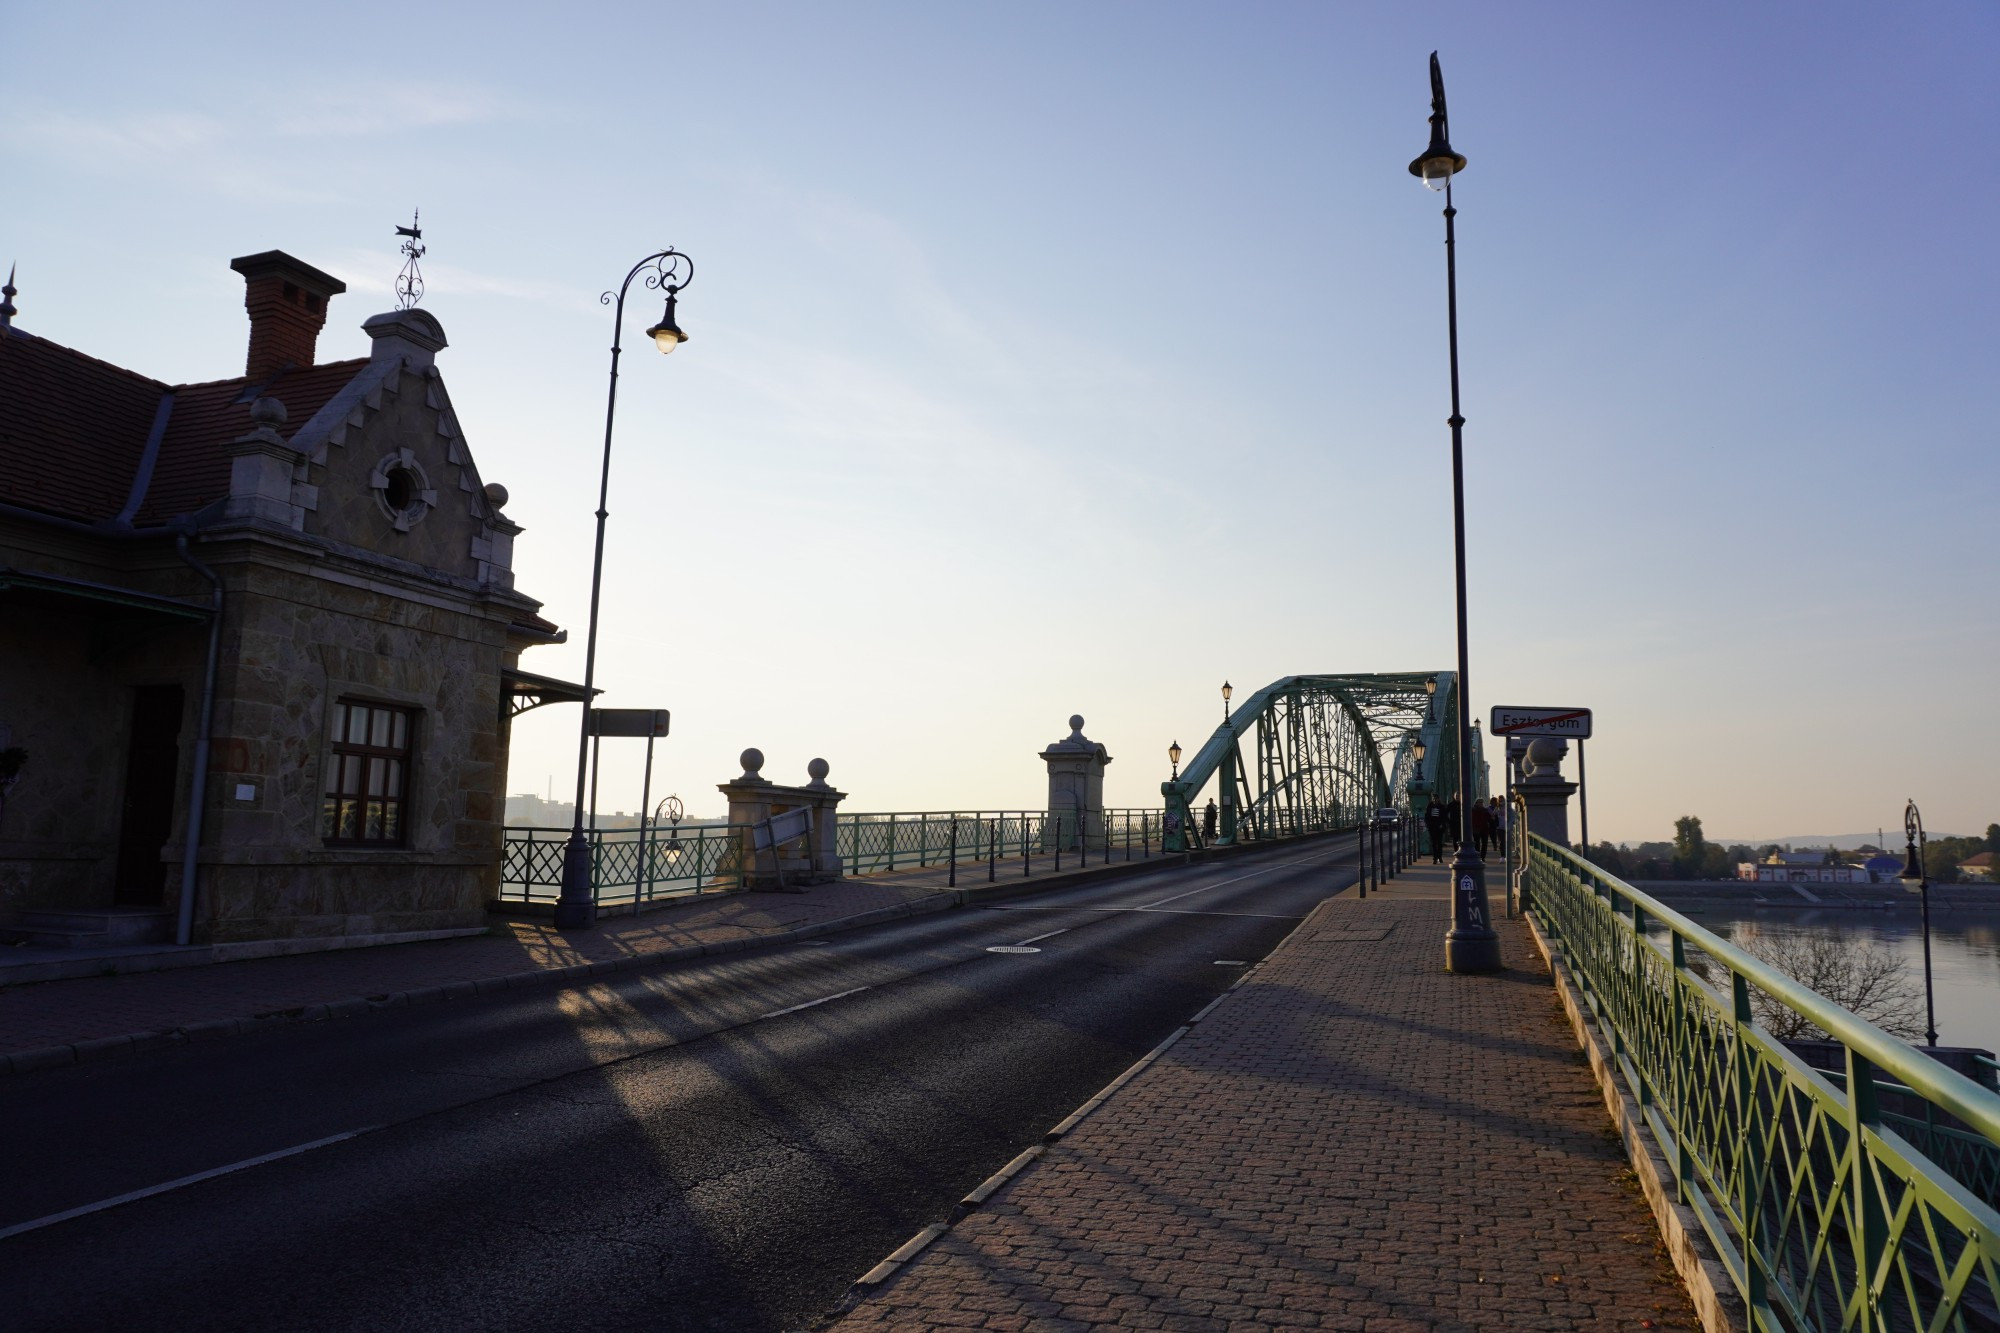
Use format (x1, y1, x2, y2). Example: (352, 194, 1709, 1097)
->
(168, 536, 520, 942)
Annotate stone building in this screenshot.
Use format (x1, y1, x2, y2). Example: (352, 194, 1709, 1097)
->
(0, 251, 576, 951)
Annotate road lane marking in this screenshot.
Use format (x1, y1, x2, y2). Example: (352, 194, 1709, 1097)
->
(1015, 929, 1070, 945)
(759, 986, 871, 1020)
(1127, 853, 1344, 910)
(979, 906, 1303, 921)
(0, 1128, 378, 1243)
(985, 946, 1041, 954)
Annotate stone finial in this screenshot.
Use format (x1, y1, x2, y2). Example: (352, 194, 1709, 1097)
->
(1069, 714, 1085, 736)
(1523, 737, 1569, 780)
(249, 395, 288, 427)
(483, 482, 510, 509)
(806, 757, 830, 789)
(362, 307, 448, 368)
(737, 748, 767, 784)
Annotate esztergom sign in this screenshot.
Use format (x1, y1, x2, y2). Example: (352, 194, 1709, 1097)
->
(1489, 706, 1592, 739)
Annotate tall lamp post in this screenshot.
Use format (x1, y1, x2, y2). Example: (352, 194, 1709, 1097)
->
(554, 248, 694, 931)
(1411, 54, 1500, 972)
(1221, 681, 1233, 721)
(1899, 799, 1940, 1047)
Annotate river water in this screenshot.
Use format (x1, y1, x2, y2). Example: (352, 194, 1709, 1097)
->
(1664, 902, 2000, 1056)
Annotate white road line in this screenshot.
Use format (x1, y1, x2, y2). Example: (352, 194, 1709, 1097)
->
(1014, 929, 1070, 945)
(759, 986, 871, 1021)
(1130, 854, 1339, 910)
(0, 1128, 376, 1243)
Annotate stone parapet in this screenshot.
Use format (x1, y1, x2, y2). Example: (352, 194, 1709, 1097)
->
(718, 751, 846, 888)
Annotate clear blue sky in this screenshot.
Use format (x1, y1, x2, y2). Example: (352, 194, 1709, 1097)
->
(9, 3, 1995, 842)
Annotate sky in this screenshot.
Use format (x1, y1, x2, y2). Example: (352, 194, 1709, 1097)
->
(8, 3, 1996, 843)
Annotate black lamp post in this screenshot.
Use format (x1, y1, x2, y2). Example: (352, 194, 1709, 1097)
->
(1899, 799, 1940, 1047)
(1411, 54, 1499, 972)
(554, 248, 694, 931)
(1169, 740, 1182, 781)
(1221, 681, 1233, 721)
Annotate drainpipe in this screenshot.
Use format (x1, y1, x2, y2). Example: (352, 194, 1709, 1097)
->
(173, 534, 224, 947)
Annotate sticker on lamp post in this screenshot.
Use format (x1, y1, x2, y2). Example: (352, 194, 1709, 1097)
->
(1459, 875, 1484, 928)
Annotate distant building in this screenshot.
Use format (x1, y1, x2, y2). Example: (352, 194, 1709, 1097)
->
(1738, 863, 1873, 885)
(1960, 853, 1996, 883)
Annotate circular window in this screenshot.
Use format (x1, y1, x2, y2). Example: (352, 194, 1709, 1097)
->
(383, 467, 417, 512)
(370, 452, 436, 531)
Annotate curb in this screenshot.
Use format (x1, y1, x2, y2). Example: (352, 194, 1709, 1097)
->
(835, 886, 1346, 1313)
(0, 893, 960, 1078)
(1524, 911, 1745, 1333)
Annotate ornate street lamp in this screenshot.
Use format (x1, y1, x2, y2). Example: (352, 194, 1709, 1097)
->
(1899, 799, 1940, 1047)
(1221, 681, 1233, 721)
(555, 248, 695, 931)
(1168, 739, 1183, 781)
(1410, 54, 1499, 972)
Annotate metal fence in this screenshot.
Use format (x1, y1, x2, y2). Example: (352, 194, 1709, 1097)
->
(836, 809, 1170, 876)
(1525, 833, 2000, 1331)
(500, 824, 749, 906)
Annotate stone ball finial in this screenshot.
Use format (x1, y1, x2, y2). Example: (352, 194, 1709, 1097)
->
(1069, 714, 1085, 734)
(739, 748, 765, 780)
(1523, 737, 1569, 778)
(807, 757, 830, 783)
(484, 482, 510, 509)
(249, 395, 288, 427)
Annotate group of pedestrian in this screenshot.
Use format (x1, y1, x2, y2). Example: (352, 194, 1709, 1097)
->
(1421, 795, 1510, 863)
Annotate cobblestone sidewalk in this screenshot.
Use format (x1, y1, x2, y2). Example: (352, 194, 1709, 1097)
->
(834, 873, 1700, 1331)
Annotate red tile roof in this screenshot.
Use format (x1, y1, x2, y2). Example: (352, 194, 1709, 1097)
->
(0, 330, 167, 522)
(0, 327, 365, 526)
(136, 359, 365, 525)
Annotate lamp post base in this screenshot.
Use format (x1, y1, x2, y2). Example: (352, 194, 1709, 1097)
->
(1443, 842, 1501, 973)
(554, 830, 598, 931)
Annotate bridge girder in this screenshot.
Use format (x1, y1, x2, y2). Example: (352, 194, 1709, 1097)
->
(1160, 673, 1489, 849)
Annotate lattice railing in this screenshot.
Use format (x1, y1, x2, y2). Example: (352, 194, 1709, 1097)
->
(1526, 834, 2000, 1331)
(836, 809, 1170, 876)
(500, 824, 749, 906)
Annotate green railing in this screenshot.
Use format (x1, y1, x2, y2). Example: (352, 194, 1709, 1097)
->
(1525, 834, 2000, 1330)
(838, 809, 1168, 877)
(501, 824, 749, 906)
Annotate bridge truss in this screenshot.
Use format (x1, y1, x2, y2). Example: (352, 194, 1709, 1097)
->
(1161, 672, 1488, 850)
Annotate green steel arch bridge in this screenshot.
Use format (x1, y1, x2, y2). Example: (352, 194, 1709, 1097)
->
(1160, 672, 1490, 852)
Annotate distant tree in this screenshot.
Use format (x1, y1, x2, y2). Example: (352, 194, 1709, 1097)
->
(1760, 845, 1783, 861)
(1727, 845, 1754, 865)
(1699, 845, 1736, 880)
(1673, 816, 1706, 878)
(1734, 930, 1926, 1042)
(1987, 823, 2000, 855)
(1822, 847, 1842, 866)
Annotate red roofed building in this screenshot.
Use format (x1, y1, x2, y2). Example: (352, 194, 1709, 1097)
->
(0, 252, 578, 958)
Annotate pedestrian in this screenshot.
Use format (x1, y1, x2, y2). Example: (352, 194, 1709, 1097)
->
(1443, 796, 1462, 849)
(1491, 797, 1509, 855)
(1423, 799, 1446, 864)
(1202, 798, 1218, 844)
(1470, 798, 1492, 855)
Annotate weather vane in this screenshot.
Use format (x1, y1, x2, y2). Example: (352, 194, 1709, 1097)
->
(394, 210, 426, 310)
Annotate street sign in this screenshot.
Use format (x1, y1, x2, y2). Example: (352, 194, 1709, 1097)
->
(1489, 706, 1592, 739)
(589, 708, 671, 738)
(754, 806, 813, 851)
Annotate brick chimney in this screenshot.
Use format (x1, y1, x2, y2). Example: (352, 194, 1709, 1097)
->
(228, 251, 347, 381)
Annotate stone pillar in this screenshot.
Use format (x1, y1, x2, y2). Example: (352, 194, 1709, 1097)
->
(1517, 737, 1577, 849)
(1040, 715, 1110, 851)
(717, 749, 847, 888)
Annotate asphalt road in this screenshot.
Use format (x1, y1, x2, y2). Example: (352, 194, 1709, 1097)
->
(0, 835, 1360, 1332)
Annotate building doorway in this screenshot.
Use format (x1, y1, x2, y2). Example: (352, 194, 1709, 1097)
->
(113, 685, 184, 906)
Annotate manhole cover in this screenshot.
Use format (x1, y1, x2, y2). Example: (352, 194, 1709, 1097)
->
(987, 945, 1042, 954)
